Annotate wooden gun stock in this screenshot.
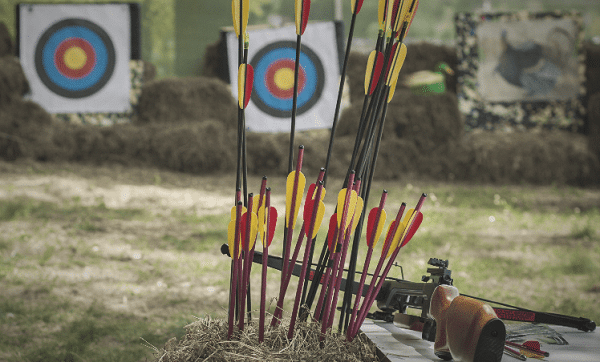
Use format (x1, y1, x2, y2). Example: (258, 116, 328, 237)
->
(429, 285, 506, 362)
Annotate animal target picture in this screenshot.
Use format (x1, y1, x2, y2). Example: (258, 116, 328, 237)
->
(18, 4, 138, 113)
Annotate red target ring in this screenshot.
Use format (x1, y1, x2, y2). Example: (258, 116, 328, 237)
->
(54, 38, 96, 79)
(265, 59, 306, 99)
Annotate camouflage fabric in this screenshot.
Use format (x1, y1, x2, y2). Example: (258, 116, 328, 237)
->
(53, 60, 144, 126)
(455, 12, 586, 132)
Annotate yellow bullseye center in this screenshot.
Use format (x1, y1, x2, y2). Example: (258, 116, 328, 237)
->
(274, 68, 295, 90)
(63, 47, 87, 70)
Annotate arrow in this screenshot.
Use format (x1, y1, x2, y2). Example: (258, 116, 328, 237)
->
(271, 167, 323, 327)
(319, 173, 356, 337)
(238, 193, 258, 330)
(347, 190, 388, 338)
(295, 0, 311, 36)
(227, 200, 243, 338)
(282, 146, 306, 281)
(288, 180, 325, 339)
(324, 180, 363, 333)
(237, 63, 254, 109)
(259, 188, 276, 342)
(365, 51, 384, 96)
(349, 194, 426, 340)
(287, 0, 311, 180)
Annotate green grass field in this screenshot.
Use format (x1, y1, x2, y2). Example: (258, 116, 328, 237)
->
(1, 161, 598, 361)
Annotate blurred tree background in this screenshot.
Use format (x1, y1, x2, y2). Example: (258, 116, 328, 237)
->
(1, 0, 598, 78)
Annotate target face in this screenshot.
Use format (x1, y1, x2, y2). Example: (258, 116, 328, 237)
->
(226, 22, 342, 133)
(18, 4, 132, 113)
(251, 41, 325, 118)
(35, 18, 116, 99)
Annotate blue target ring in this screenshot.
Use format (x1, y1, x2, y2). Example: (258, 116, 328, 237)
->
(35, 18, 116, 98)
(250, 41, 325, 118)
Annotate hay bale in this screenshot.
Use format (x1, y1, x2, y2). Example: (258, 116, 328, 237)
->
(0, 56, 30, 104)
(0, 98, 55, 161)
(588, 92, 600, 162)
(0, 22, 12, 57)
(150, 120, 236, 174)
(457, 130, 600, 186)
(155, 317, 379, 362)
(136, 77, 237, 127)
(336, 88, 463, 153)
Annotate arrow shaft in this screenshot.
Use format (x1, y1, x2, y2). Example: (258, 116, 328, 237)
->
(288, 181, 324, 339)
(259, 189, 271, 343)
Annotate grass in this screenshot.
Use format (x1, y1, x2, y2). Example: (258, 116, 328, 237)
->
(0, 161, 599, 361)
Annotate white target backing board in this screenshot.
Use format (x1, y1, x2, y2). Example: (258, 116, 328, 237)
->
(18, 4, 132, 113)
(226, 22, 341, 133)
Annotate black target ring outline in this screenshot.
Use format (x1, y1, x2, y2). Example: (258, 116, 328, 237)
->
(35, 18, 116, 99)
(250, 41, 325, 118)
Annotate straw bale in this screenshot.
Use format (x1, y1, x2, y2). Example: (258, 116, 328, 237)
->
(154, 316, 379, 362)
(335, 88, 463, 152)
(136, 77, 237, 127)
(457, 130, 600, 186)
(588, 92, 600, 162)
(150, 120, 236, 174)
(0, 22, 12, 57)
(0, 56, 30, 104)
(0, 98, 55, 161)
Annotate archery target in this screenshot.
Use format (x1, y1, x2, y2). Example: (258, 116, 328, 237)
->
(251, 41, 325, 118)
(227, 22, 341, 133)
(19, 4, 131, 113)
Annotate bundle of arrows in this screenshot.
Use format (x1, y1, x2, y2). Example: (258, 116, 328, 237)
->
(225, 0, 423, 343)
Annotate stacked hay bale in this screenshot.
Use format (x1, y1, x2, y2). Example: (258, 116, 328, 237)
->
(0, 22, 59, 162)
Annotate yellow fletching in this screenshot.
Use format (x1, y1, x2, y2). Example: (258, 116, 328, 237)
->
(350, 196, 364, 235)
(400, 208, 416, 239)
(227, 220, 240, 259)
(385, 219, 407, 258)
(285, 170, 306, 229)
(230, 205, 247, 221)
(231, 0, 249, 37)
(386, 43, 407, 86)
(337, 189, 358, 231)
(371, 209, 387, 248)
(378, 0, 386, 30)
(295, 0, 302, 35)
(307, 201, 326, 240)
(237, 64, 246, 109)
(364, 51, 377, 95)
(395, 0, 410, 32)
(247, 212, 259, 250)
(257, 205, 267, 236)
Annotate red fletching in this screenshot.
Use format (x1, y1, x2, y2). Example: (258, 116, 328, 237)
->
(303, 198, 316, 224)
(266, 206, 278, 246)
(326, 213, 338, 252)
(385, 42, 398, 80)
(523, 341, 541, 351)
(400, 211, 422, 248)
(240, 211, 249, 248)
(353, 0, 364, 14)
(244, 64, 254, 108)
(406, 0, 419, 36)
(365, 208, 378, 247)
(390, 0, 402, 30)
(370, 52, 383, 95)
(300, 0, 311, 35)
